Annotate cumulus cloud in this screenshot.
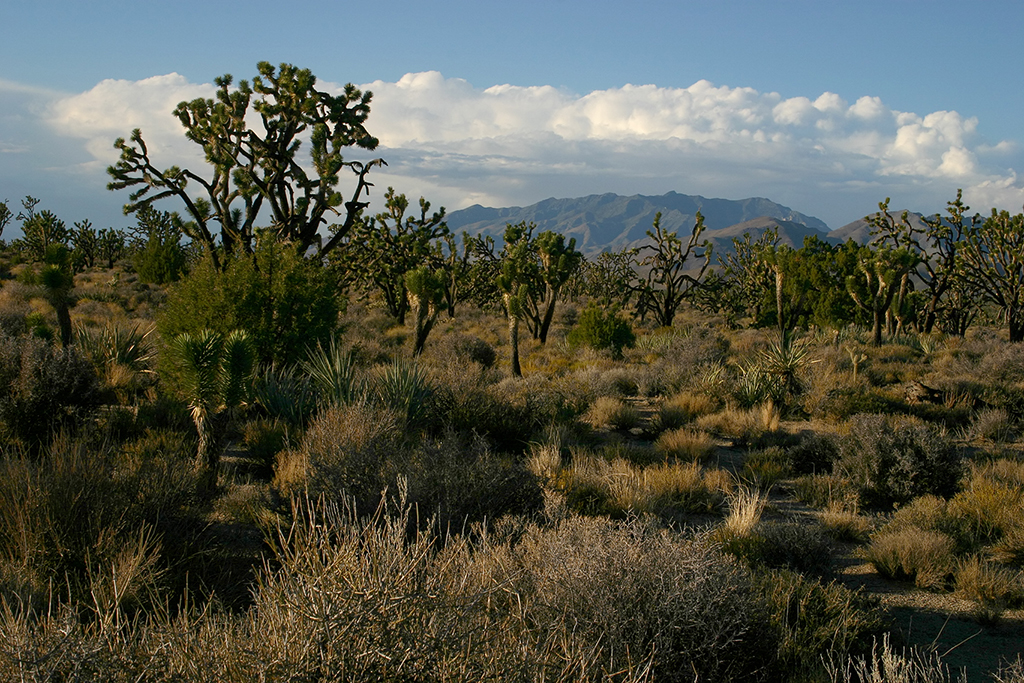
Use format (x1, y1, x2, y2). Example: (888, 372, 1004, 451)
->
(24, 71, 1024, 227)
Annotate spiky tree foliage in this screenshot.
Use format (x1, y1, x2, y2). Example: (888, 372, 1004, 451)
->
(108, 61, 383, 270)
(433, 231, 475, 318)
(957, 207, 1024, 342)
(846, 245, 919, 346)
(919, 190, 979, 334)
(70, 220, 98, 271)
(567, 248, 640, 309)
(130, 206, 188, 284)
(635, 211, 712, 327)
(534, 231, 582, 343)
(38, 247, 76, 347)
(18, 197, 70, 263)
(495, 223, 543, 377)
(719, 227, 780, 324)
(97, 228, 127, 269)
(170, 329, 254, 486)
(0, 199, 11, 242)
(406, 266, 445, 355)
(336, 188, 448, 323)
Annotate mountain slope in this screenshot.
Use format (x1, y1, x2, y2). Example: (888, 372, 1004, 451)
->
(446, 191, 831, 255)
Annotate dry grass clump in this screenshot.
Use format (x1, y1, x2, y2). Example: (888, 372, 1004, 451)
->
(585, 396, 642, 431)
(954, 555, 1024, 623)
(741, 446, 790, 490)
(654, 427, 716, 462)
(695, 403, 782, 447)
(793, 474, 858, 510)
(863, 528, 956, 590)
(826, 633, 967, 683)
(547, 450, 732, 518)
(760, 569, 886, 679)
(818, 502, 874, 543)
(649, 390, 718, 434)
(969, 408, 1016, 443)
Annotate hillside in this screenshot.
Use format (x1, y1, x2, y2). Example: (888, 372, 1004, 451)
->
(446, 191, 832, 255)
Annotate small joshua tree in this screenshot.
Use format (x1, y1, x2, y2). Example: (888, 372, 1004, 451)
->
(170, 329, 255, 492)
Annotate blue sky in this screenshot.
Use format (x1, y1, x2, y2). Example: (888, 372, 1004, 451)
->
(2, 0, 1022, 233)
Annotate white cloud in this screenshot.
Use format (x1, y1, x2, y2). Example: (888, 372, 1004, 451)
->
(12, 70, 1024, 228)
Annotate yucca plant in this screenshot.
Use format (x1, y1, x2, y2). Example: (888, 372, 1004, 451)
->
(373, 358, 433, 428)
(251, 363, 319, 425)
(302, 336, 361, 408)
(76, 322, 155, 371)
(170, 329, 255, 489)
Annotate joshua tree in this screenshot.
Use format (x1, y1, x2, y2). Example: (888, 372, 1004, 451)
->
(170, 329, 254, 491)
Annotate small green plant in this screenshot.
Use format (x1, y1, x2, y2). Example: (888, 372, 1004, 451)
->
(566, 303, 636, 358)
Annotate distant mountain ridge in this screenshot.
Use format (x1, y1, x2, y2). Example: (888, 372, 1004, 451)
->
(445, 191, 832, 255)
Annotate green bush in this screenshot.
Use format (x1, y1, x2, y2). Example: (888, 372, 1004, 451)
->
(159, 236, 341, 366)
(836, 414, 964, 509)
(566, 303, 636, 357)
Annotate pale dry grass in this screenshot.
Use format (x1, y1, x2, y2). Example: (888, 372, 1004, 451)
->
(863, 528, 956, 590)
(654, 427, 716, 462)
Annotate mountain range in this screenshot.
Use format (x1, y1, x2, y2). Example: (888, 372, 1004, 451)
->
(444, 191, 923, 255)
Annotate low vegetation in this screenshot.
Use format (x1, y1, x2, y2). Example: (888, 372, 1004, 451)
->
(2, 61, 1024, 681)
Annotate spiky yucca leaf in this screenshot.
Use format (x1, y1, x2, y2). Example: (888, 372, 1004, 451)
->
(221, 330, 255, 409)
(171, 330, 224, 416)
(302, 336, 360, 408)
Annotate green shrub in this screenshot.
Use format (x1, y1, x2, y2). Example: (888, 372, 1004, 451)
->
(159, 236, 340, 366)
(757, 569, 885, 680)
(566, 303, 635, 358)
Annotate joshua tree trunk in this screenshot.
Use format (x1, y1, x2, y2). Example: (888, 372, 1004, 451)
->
(508, 311, 522, 377)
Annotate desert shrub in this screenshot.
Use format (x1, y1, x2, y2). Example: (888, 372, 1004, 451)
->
(447, 333, 497, 368)
(835, 414, 963, 509)
(280, 402, 408, 513)
(793, 473, 858, 511)
(408, 433, 543, 528)
(594, 366, 640, 397)
(722, 520, 834, 576)
(159, 237, 340, 366)
(742, 446, 791, 490)
(515, 514, 779, 682)
(758, 569, 885, 680)
(863, 528, 956, 590)
(566, 303, 635, 358)
(432, 380, 539, 451)
(789, 431, 841, 475)
(655, 427, 716, 462)
(969, 408, 1016, 442)
(994, 657, 1024, 683)
(0, 332, 99, 447)
(242, 418, 291, 477)
(585, 396, 641, 431)
(826, 633, 967, 683)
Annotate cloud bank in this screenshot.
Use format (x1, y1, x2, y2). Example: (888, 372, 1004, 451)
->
(17, 71, 1024, 228)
